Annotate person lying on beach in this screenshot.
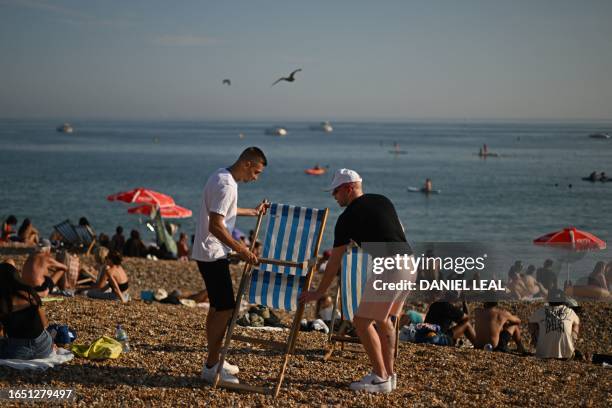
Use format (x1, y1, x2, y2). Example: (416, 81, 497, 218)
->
(0, 262, 54, 360)
(21, 240, 68, 298)
(399, 309, 425, 327)
(84, 251, 129, 301)
(424, 291, 476, 346)
(528, 289, 580, 360)
(17, 218, 39, 246)
(474, 302, 526, 353)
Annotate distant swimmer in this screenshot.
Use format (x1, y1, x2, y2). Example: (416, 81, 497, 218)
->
(423, 178, 433, 193)
(588, 171, 599, 182)
(271, 69, 302, 86)
(222, 79, 231, 86)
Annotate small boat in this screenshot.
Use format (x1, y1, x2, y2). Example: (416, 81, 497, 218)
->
(305, 167, 326, 176)
(309, 121, 333, 133)
(56, 123, 74, 133)
(408, 187, 441, 194)
(588, 133, 611, 139)
(264, 127, 288, 136)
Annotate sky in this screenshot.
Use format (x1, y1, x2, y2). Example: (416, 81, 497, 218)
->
(1, 0, 611, 121)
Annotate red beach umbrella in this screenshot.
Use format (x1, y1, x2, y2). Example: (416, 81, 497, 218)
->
(107, 188, 175, 207)
(533, 227, 606, 251)
(128, 204, 192, 219)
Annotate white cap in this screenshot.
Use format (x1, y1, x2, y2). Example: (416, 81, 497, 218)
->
(326, 168, 362, 191)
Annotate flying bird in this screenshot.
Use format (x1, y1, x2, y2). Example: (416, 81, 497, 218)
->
(271, 69, 302, 86)
(222, 79, 231, 86)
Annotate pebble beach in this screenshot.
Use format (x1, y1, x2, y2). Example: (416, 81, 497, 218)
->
(1, 251, 610, 407)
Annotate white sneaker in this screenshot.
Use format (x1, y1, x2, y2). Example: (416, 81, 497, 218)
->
(349, 372, 392, 393)
(391, 372, 397, 390)
(223, 360, 239, 375)
(200, 362, 239, 384)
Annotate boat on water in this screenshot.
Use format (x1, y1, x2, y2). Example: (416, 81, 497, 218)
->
(588, 133, 611, 139)
(304, 166, 326, 176)
(264, 127, 288, 136)
(56, 123, 74, 133)
(309, 121, 333, 133)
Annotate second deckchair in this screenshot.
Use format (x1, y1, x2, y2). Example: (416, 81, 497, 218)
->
(214, 202, 328, 397)
(324, 244, 400, 361)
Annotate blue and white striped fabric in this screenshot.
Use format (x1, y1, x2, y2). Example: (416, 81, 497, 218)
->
(248, 203, 326, 311)
(54, 220, 80, 246)
(341, 245, 372, 321)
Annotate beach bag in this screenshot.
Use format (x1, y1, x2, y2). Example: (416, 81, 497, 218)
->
(414, 323, 442, 344)
(70, 336, 122, 360)
(47, 324, 77, 345)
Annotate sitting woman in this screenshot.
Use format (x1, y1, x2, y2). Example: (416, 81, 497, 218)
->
(0, 262, 54, 359)
(17, 218, 39, 246)
(565, 261, 611, 300)
(85, 251, 130, 301)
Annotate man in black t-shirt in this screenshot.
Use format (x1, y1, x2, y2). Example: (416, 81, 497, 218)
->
(300, 168, 412, 394)
(424, 291, 476, 346)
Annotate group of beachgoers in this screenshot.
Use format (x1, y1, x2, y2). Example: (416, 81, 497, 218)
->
(585, 171, 609, 182)
(1, 146, 609, 396)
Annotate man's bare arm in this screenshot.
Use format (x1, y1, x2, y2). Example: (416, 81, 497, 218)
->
(299, 245, 346, 303)
(209, 213, 257, 264)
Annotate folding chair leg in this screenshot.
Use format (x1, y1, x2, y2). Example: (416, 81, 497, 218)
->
(214, 206, 266, 388)
(273, 302, 306, 398)
(324, 285, 341, 361)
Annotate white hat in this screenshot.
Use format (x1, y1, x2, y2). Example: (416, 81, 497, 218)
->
(326, 168, 362, 191)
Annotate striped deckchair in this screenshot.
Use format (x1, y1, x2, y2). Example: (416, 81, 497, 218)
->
(324, 244, 400, 361)
(54, 220, 97, 255)
(214, 202, 328, 397)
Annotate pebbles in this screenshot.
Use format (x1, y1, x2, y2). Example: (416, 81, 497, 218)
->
(1, 253, 611, 406)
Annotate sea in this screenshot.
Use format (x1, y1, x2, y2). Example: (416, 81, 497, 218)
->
(1, 119, 610, 281)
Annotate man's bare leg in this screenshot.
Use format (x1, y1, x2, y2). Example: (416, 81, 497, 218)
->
(506, 324, 526, 353)
(374, 316, 396, 376)
(452, 321, 477, 344)
(354, 316, 387, 379)
(205, 308, 233, 367)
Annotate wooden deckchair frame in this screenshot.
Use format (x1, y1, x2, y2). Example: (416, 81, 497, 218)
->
(323, 262, 400, 362)
(213, 202, 328, 397)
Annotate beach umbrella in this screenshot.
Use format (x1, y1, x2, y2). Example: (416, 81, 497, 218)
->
(533, 227, 606, 282)
(127, 204, 192, 219)
(107, 188, 175, 207)
(533, 227, 606, 251)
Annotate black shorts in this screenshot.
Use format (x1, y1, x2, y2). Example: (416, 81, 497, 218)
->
(34, 276, 54, 293)
(197, 259, 235, 311)
(495, 330, 511, 352)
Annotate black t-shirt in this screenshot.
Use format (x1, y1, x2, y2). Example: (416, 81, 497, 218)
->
(424, 302, 465, 333)
(333, 194, 411, 255)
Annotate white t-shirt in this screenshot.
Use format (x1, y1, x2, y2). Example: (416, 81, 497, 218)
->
(529, 305, 579, 359)
(191, 168, 238, 262)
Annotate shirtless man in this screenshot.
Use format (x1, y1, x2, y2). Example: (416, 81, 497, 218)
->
(21, 240, 67, 297)
(474, 302, 526, 353)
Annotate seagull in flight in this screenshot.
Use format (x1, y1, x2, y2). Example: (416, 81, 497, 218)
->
(271, 69, 302, 86)
(222, 79, 231, 86)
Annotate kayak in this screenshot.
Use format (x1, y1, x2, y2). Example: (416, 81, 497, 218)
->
(408, 187, 441, 194)
(305, 168, 326, 176)
(478, 152, 500, 157)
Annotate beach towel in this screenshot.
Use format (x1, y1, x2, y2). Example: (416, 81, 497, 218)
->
(0, 348, 73, 370)
(70, 336, 122, 360)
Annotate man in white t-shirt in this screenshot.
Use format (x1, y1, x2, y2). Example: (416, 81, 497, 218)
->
(528, 289, 580, 359)
(195, 147, 268, 384)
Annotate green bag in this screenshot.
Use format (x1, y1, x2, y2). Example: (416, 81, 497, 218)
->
(70, 336, 123, 360)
